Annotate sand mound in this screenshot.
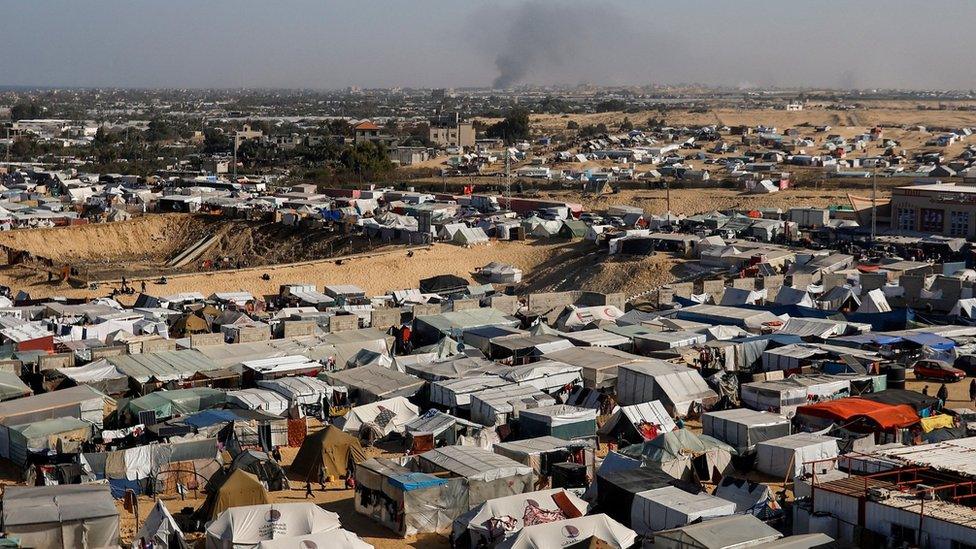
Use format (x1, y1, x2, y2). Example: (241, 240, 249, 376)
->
(0, 214, 213, 263)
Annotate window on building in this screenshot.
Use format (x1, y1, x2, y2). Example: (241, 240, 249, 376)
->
(896, 207, 916, 231)
(891, 524, 917, 545)
(950, 211, 970, 237)
(920, 208, 945, 233)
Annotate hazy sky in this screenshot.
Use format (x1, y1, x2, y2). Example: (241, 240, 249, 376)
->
(2, 0, 975, 90)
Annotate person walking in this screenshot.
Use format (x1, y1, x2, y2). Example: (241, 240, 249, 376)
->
(922, 385, 930, 396)
(318, 468, 327, 491)
(304, 480, 313, 499)
(937, 383, 949, 410)
(969, 378, 976, 405)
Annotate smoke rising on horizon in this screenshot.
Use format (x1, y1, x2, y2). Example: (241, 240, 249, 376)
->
(487, 2, 614, 89)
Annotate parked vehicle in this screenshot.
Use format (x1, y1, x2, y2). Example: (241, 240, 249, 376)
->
(912, 359, 966, 382)
(953, 354, 976, 376)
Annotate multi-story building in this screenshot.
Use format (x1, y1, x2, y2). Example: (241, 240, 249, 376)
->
(890, 182, 976, 238)
(429, 113, 475, 149)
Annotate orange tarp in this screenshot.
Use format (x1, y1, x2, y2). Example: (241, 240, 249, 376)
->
(797, 397, 919, 430)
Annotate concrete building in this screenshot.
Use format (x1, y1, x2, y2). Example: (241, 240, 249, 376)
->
(889, 183, 976, 237)
(429, 113, 475, 149)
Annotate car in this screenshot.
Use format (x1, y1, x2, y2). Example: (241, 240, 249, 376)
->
(912, 359, 966, 382)
(954, 355, 976, 376)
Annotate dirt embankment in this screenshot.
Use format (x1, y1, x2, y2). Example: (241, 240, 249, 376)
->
(0, 214, 215, 264)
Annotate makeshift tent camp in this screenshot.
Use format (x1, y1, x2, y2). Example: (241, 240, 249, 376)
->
(337, 396, 420, 441)
(12, 416, 93, 452)
(228, 450, 290, 491)
(496, 514, 637, 549)
(755, 433, 839, 480)
(493, 436, 593, 478)
(598, 400, 677, 445)
(131, 499, 188, 549)
(701, 408, 791, 454)
(469, 385, 556, 427)
(652, 514, 782, 549)
(2, 484, 120, 549)
(631, 485, 736, 535)
(517, 405, 597, 439)
(0, 385, 113, 428)
(322, 364, 423, 403)
(257, 376, 346, 416)
(451, 488, 588, 549)
(543, 346, 639, 388)
(615, 359, 718, 417)
(226, 388, 290, 416)
(416, 446, 534, 507)
(430, 375, 512, 409)
(741, 375, 851, 418)
(595, 466, 690, 525)
(501, 361, 582, 392)
(124, 388, 226, 422)
(618, 429, 735, 483)
(197, 469, 271, 521)
(204, 503, 342, 549)
(290, 425, 367, 480)
(405, 409, 496, 451)
(54, 359, 128, 396)
(714, 476, 781, 519)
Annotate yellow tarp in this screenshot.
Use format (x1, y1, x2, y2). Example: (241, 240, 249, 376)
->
(920, 414, 955, 433)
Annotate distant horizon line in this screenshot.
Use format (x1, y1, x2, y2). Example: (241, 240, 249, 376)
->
(1, 84, 974, 95)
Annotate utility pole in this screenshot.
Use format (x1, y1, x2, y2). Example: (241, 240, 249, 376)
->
(871, 165, 878, 244)
(666, 178, 671, 217)
(232, 132, 238, 183)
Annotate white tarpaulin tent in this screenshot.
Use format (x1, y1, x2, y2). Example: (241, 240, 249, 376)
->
(469, 385, 556, 427)
(652, 514, 782, 549)
(205, 503, 342, 549)
(631, 486, 736, 535)
(226, 388, 291, 416)
(772, 287, 815, 308)
(755, 432, 839, 480)
(856, 288, 891, 313)
(255, 529, 372, 549)
(950, 298, 976, 318)
(2, 484, 120, 549)
(452, 488, 588, 548)
(615, 359, 718, 417)
(719, 288, 767, 306)
(430, 376, 512, 409)
(503, 361, 582, 393)
(598, 400, 677, 442)
(131, 499, 187, 549)
(701, 408, 791, 454)
(337, 396, 420, 438)
(496, 514, 636, 549)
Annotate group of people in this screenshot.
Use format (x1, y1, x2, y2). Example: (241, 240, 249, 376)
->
(920, 379, 976, 408)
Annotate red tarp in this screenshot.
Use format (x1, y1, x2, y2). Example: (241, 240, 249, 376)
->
(797, 397, 919, 430)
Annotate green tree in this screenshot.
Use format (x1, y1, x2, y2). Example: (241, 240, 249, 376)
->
(620, 117, 634, 132)
(10, 102, 43, 122)
(486, 108, 530, 143)
(567, 121, 579, 130)
(203, 129, 231, 154)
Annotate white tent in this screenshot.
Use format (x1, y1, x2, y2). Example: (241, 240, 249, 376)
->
(496, 514, 637, 549)
(337, 396, 420, 438)
(615, 359, 718, 417)
(598, 401, 677, 440)
(226, 388, 290, 416)
(856, 288, 891, 314)
(131, 499, 187, 549)
(755, 433, 839, 480)
(772, 287, 815, 308)
(205, 503, 342, 549)
(950, 298, 976, 318)
(453, 488, 588, 548)
(719, 288, 767, 306)
(477, 262, 523, 283)
(257, 377, 343, 407)
(256, 529, 373, 549)
(631, 486, 736, 535)
(469, 385, 556, 427)
(701, 408, 791, 454)
(750, 179, 780, 193)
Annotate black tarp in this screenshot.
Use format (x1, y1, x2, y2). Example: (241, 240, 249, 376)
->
(419, 274, 469, 295)
(860, 389, 939, 412)
(596, 466, 698, 526)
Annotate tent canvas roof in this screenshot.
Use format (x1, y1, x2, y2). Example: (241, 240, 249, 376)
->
(418, 445, 532, 481)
